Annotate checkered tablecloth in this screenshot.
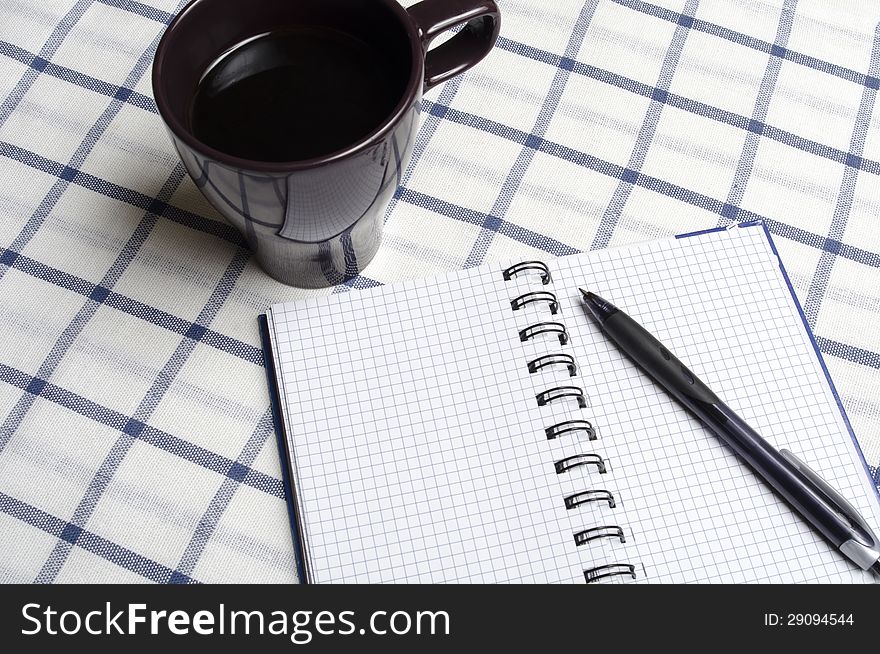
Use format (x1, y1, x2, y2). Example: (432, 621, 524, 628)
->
(0, 0, 878, 584)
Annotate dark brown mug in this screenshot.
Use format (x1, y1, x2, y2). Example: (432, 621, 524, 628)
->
(153, 0, 500, 288)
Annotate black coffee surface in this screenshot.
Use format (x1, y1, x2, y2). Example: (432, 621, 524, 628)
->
(191, 28, 402, 162)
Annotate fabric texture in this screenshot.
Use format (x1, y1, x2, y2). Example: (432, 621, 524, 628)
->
(0, 0, 878, 583)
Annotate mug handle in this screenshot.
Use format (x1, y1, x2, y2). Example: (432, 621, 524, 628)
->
(407, 0, 501, 91)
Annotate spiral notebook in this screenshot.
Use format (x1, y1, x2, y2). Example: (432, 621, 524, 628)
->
(260, 221, 880, 583)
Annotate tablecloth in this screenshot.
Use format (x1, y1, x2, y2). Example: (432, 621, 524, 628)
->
(0, 0, 878, 583)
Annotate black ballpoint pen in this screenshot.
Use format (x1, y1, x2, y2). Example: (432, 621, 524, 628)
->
(580, 289, 880, 576)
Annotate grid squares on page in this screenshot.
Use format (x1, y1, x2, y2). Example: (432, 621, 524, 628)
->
(268, 225, 880, 584)
(508, 276, 636, 583)
(550, 226, 880, 583)
(272, 266, 586, 583)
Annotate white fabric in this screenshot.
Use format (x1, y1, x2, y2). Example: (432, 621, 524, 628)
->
(0, 0, 877, 583)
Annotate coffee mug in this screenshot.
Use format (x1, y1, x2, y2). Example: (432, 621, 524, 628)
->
(153, 0, 500, 288)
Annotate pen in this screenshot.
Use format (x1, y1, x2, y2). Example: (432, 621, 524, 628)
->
(580, 289, 880, 576)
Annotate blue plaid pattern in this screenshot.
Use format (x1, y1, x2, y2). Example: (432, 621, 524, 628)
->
(0, 0, 878, 583)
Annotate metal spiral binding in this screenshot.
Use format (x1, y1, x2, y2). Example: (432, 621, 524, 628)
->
(511, 291, 559, 315)
(555, 453, 606, 475)
(565, 489, 615, 509)
(503, 261, 552, 285)
(546, 419, 595, 441)
(536, 386, 587, 409)
(528, 354, 577, 377)
(574, 526, 626, 546)
(503, 260, 639, 584)
(519, 322, 568, 345)
(584, 563, 636, 584)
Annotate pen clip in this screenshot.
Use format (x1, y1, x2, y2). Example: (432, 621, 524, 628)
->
(782, 449, 880, 572)
(781, 449, 879, 552)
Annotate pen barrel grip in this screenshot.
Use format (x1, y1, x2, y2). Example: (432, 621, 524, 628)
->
(691, 400, 857, 547)
(602, 312, 721, 406)
(600, 312, 863, 550)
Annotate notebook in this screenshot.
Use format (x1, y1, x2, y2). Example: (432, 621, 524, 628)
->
(260, 221, 880, 584)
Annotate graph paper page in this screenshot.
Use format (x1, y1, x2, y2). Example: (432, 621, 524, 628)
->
(268, 223, 880, 583)
(268, 267, 587, 583)
(546, 224, 880, 583)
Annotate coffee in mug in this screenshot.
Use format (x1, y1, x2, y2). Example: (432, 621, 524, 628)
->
(153, 0, 500, 288)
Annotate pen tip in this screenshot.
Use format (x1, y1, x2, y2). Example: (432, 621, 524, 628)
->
(579, 290, 619, 323)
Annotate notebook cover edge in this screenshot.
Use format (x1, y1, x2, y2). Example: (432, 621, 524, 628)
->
(259, 313, 309, 583)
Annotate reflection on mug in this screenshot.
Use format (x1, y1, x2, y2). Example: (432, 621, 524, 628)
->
(153, 0, 500, 287)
